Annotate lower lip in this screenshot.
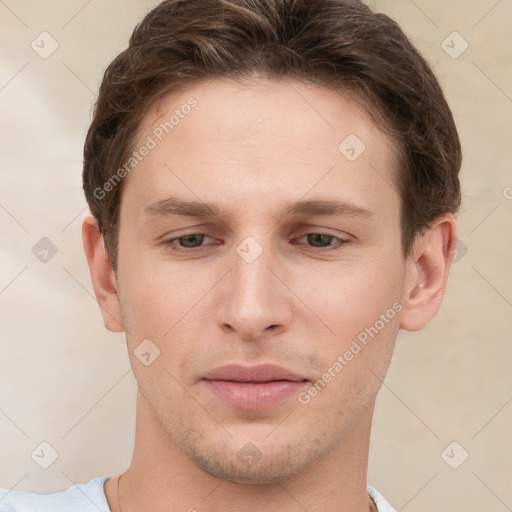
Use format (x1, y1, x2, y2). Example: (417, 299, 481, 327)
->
(203, 379, 308, 410)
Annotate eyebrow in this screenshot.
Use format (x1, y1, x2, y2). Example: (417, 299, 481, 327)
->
(143, 196, 373, 220)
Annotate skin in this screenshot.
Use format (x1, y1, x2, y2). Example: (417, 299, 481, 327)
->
(83, 77, 456, 512)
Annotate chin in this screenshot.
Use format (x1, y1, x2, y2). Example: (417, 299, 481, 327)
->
(192, 454, 303, 484)
(182, 436, 323, 485)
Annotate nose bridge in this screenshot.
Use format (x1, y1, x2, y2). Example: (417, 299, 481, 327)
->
(235, 236, 272, 303)
(218, 234, 289, 340)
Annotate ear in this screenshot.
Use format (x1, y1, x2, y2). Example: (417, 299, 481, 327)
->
(400, 213, 457, 332)
(82, 215, 124, 333)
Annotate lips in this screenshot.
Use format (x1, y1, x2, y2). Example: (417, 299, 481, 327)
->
(202, 364, 308, 410)
(203, 364, 306, 383)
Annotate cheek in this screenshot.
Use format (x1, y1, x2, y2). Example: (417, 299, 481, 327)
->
(313, 257, 404, 339)
(299, 257, 403, 401)
(299, 313, 398, 425)
(119, 254, 206, 338)
(118, 256, 218, 387)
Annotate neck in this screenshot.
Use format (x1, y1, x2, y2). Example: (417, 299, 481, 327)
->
(106, 390, 376, 512)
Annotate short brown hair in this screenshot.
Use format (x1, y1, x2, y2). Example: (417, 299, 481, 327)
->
(83, 0, 462, 273)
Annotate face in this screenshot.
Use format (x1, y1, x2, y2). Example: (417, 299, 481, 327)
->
(115, 77, 408, 483)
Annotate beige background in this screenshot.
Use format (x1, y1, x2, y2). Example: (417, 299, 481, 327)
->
(0, 0, 511, 510)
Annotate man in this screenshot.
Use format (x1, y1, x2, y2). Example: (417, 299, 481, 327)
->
(0, 0, 461, 510)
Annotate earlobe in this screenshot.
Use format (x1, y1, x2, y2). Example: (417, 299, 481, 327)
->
(82, 215, 125, 333)
(399, 213, 457, 332)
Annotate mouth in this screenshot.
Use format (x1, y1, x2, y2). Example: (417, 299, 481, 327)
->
(201, 364, 309, 410)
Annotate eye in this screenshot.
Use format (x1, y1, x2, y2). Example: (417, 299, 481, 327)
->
(161, 232, 350, 254)
(294, 232, 350, 252)
(161, 234, 215, 253)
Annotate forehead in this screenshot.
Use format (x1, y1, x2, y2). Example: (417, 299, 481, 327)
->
(121, 77, 400, 220)
(142, 77, 390, 150)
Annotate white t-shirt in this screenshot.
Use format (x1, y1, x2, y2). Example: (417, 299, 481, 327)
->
(0, 477, 396, 511)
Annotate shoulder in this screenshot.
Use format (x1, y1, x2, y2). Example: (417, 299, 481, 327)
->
(0, 477, 110, 512)
(367, 484, 397, 512)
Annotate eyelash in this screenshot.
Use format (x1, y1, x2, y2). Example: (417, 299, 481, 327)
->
(161, 232, 350, 254)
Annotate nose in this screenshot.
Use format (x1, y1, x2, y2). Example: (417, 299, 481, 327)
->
(216, 238, 293, 342)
